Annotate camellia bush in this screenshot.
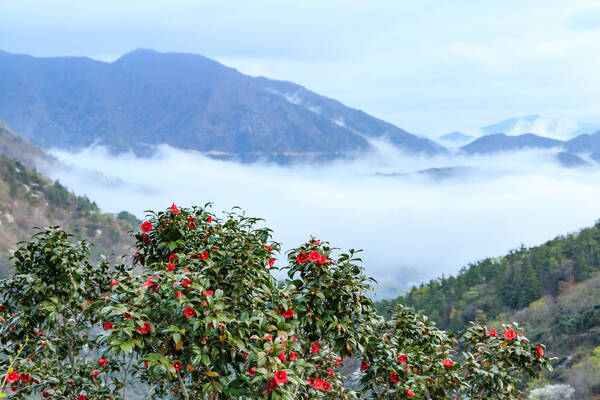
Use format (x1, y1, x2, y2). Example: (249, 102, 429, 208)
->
(0, 203, 552, 399)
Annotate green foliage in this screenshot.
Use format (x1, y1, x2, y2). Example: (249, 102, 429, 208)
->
(0, 204, 552, 399)
(0, 228, 121, 398)
(379, 221, 600, 330)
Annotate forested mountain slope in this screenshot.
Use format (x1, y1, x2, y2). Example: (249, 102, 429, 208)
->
(377, 221, 600, 397)
(0, 154, 138, 275)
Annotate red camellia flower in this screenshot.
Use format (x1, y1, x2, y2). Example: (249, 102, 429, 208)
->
(265, 245, 272, 252)
(504, 329, 516, 340)
(311, 342, 320, 353)
(264, 334, 273, 341)
(202, 290, 213, 297)
(187, 217, 196, 228)
(274, 370, 288, 384)
(317, 254, 327, 264)
(248, 367, 255, 376)
(6, 371, 19, 383)
(313, 377, 323, 390)
(398, 354, 407, 364)
(536, 346, 544, 358)
(184, 306, 196, 318)
(200, 251, 209, 260)
(169, 254, 178, 262)
(207, 215, 212, 223)
(489, 329, 497, 337)
(123, 312, 132, 319)
(169, 203, 180, 214)
(406, 390, 415, 397)
(138, 322, 151, 335)
(176, 291, 182, 299)
(278, 351, 286, 362)
(141, 221, 153, 232)
(280, 308, 294, 319)
(296, 253, 308, 263)
(110, 278, 119, 287)
(142, 234, 150, 244)
(143, 274, 159, 288)
(360, 361, 369, 371)
(322, 381, 332, 392)
(389, 372, 401, 383)
(172, 361, 182, 371)
(335, 358, 343, 367)
(289, 351, 298, 361)
(443, 359, 454, 368)
(308, 251, 320, 262)
(181, 279, 192, 288)
(20, 373, 30, 382)
(167, 262, 176, 271)
(97, 358, 107, 367)
(104, 321, 113, 331)
(78, 395, 87, 400)
(91, 370, 99, 378)
(268, 258, 276, 267)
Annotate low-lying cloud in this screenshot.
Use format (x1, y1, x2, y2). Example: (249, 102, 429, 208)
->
(42, 142, 600, 297)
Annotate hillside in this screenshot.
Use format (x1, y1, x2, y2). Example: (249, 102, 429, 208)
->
(565, 132, 600, 162)
(460, 133, 563, 155)
(0, 117, 51, 169)
(0, 152, 137, 276)
(376, 221, 600, 398)
(0, 49, 445, 161)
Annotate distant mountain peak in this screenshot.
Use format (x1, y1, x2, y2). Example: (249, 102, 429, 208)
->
(480, 115, 600, 140)
(439, 131, 474, 143)
(460, 133, 563, 155)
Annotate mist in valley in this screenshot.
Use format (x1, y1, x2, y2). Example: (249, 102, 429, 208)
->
(43, 141, 600, 296)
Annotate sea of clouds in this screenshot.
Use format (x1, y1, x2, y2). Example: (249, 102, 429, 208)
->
(42, 141, 600, 297)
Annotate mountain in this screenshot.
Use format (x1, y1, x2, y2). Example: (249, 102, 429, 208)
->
(555, 151, 591, 168)
(376, 221, 600, 398)
(460, 133, 563, 155)
(438, 131, 474, 144)
(0, 49, 445, 161)
(0, 120, 136, 276)
(564, 132, 600, 162)
(0, 117, 51, 169)
(481, 114, 541, 135)
(481, 114, 600, 140)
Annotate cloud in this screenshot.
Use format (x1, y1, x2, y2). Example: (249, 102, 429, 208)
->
(567, 10, 600, 30)
(42, 142, 600, 295)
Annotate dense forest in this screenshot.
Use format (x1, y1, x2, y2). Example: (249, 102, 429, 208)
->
(376, 222, 600, 397)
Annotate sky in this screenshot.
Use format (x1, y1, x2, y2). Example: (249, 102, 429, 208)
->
(1, 0, 600, 136)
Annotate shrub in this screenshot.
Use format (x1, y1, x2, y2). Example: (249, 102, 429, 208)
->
(0, 204, 552, 399)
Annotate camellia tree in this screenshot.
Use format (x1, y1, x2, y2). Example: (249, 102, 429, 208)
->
(0, 204, 552, 399)
(0, 228, 127, 399)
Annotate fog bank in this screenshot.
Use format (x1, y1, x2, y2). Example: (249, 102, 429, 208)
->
(43, 144, 600, 296)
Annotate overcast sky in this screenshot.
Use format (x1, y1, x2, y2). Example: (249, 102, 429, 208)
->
(1, 0, 600, 135)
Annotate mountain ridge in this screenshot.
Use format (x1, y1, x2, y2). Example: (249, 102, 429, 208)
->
(460, 132, 600, 164)
(0, 49, 445, 160)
